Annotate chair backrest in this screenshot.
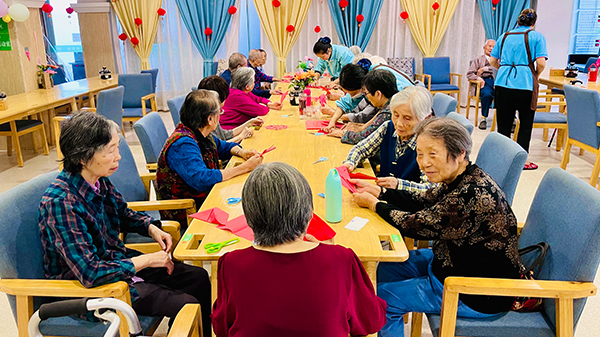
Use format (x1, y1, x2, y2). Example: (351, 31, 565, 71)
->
(519, 168, 600, 331)
(118, 73, 154, 108)
(141, 68, 159, 93)
(432, 92, 458, 117)
(96, 86, 125, 127)
(423, 57, 450, 84)
(108, 134, 149, 202)
(387, 57, 415, 80)
(133, 112, 169, 165)
(167, 94, 188, 126)
(474, 132, 527, 204)
(583, 57, 598, 73)
(563, 84, 600, 149)
(445, 112, 474, 135)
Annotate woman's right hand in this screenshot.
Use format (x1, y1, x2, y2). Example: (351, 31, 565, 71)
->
(267, 102, 283, 110)
(376, 177, 399, 189)
(241, 154, 263, 172)
(349, 178, 381, 197)
(343, 162, 354, 172)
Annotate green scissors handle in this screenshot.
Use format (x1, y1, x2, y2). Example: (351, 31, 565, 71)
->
(204, 238, 240, 254)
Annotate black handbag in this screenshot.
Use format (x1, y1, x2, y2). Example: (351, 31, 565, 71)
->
(512, 242, 549, 312)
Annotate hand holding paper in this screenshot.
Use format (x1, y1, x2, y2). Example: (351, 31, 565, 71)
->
(335, 166, 357, 193)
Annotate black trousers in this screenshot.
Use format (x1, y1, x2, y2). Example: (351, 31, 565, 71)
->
(495, 86, 535, 153)
(132, 262, 211, 337)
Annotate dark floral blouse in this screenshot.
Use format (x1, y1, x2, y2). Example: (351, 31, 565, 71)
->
(375, 163, 524, 314)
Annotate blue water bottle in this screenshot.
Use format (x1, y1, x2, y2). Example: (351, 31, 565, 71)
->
(325, 168, 343, 223)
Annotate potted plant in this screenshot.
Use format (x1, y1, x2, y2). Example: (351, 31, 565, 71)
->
(37, 64, 58, 89)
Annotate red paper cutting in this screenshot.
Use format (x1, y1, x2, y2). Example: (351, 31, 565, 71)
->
(304, 213, 336, 241)
(348, 172, 376, 180)
(265, 124, 288, 130)
(305, 120, 343, 130)
(279, 91, 288, 104)
(335, 166, 357, 193)
(190, 207, 229, 225)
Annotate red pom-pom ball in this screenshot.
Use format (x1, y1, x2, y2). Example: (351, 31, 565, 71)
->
(42, 3, 53, 13)
(204, 27, 213, 36)
(400, 11, 409, 20)
(130, 37, 139, 45)
(314, 25, 321, 33)
(228, 6, 237, 14)
(272, 0, 281, 7)
(356, 14, 364, 23)
(432, 2, 440, 10)
(118, 33, 128, 41)
(157, 8, 166, 16)
(134, 17, 142, 26)
(286, 25, 294, 33)
(66, 7, 74, 14)
(339, 0, 348, 8)
(492, 0, 499, 5)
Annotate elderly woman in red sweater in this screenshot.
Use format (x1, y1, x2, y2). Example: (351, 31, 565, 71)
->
(220, 67, 282, 130)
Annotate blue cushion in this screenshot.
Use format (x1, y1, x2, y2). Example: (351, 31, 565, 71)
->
(133, 112, 169, 164)
(0, 119, 43, 132)
(432, 93, 457, 117)
(39, 314, 161, 337)
(427, 311, 554, 337)
(108, 135, 149, 203)
(96, 86, 125, 127)
(582, 57, 598, 73)
(533, 112, 567, 124)
(118, 74, 154, 108)
(430, 84, 460, 91)
(564, 85, 600, 149)
(167, 94, 187, 126)
(446, 112, 474, 135)
(423, 57, 451, 84)
(141, 69, 159, 93)
(123, 107, 151, 118)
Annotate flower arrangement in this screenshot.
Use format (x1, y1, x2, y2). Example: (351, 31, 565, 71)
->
(297, 56, 315, 71)
(289, 69, 317, 91)
(37, 64, 58, 89)
(37, 64, 58, 76)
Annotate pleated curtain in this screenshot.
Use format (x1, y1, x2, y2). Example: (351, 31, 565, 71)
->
(174, 0, 236, 76)
(112, 0, 163, 70)
(253, 0, 312, 78)
(326, 0, 384, 51)
(400, 0, 460, 57)
(477, 0, 530, 40)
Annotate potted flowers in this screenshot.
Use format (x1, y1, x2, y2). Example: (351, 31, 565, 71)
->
(37, 64, 58, 89)
(288, 69, 317, 106)
(297, 56, 315, 72)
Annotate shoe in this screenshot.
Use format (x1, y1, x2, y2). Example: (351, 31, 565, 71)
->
(478, 120, 487, 130)
(523, 162, 538, 170)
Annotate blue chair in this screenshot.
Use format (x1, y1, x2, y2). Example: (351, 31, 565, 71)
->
(560, 85, 600, 188)
(167, 94, 187, 126)
(0, 171, 161, 337)
(118, 73, 156, 124)
(433, 93, 458, 118)
(582, 57, 598, 73)
(88, 86, 125, 133)
(417, 57, 462, 110)
(428, 168, 600, 337)
(141, 68, 159, 92)
(446, 112, 474, 135)
(133, 112, 169, 170)
(475, 132, 527, 205)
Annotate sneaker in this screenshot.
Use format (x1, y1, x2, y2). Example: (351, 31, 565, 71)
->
(478, 119, 487, 130)
(524, 162, 538, 170)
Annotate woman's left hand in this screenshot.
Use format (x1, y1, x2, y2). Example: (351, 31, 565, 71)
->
(327, 129, 344, 138)
(267, 102, 283, 110)
(148, 224, 173, 252)
(241, 149, 260, 160)
(352, 192, 379, 211)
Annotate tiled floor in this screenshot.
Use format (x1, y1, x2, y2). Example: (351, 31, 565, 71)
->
(0, 109, 599, 336)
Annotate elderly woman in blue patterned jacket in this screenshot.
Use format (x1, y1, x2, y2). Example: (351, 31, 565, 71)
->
(313, 37, 355, 88)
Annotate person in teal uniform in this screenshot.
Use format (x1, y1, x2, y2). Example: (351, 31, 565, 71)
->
(313, 37, 355, 87)
(490, 8, 547, 170)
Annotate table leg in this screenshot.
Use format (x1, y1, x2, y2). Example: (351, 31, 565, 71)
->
(89, 92, 96, 108)
(362, 261, 379, 294)
(70, 98, 78, 112)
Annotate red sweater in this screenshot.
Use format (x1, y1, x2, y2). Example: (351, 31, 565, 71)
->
(212, 244, 387, 337)
(220, 88, 270, 130)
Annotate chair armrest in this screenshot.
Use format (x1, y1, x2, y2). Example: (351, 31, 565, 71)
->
(597, 122, 600, 127)
(415, 74, 432, 90)
(538, 94, 565, 99)
(127, 199, 196, 212)
(536, 101, 566, 107)
(468, 79, 481, 97)
(0, 279, 129, 298)
(146, 163, 158, 172)
(161, 220, 181, 243)
(450, 73, 462, 85)
(141, 93, 157, 115)
(517, 222, 525, 234)
(80, 107, 97, 113)
(167, 304, 202, 337)
(139, 173, 156, 195)
(141, 93, 156, 102)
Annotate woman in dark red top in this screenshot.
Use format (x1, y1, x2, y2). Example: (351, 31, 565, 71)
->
(212, 162, 387, 337)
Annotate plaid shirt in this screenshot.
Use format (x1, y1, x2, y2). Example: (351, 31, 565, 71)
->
(39, 171, 153, 302)
(341, 103, 392, 145)
(248, 62, 273, 91)
(345, 121, 435, 193)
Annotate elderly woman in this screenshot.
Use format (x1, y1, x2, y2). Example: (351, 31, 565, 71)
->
(220, 67, 282, 130)
(39, 111, 211, 336)
(212, 162, 387, 337)
(156, 90, 263, 224)
(351, 117, 524, 337)
(343, 86, 434, 193)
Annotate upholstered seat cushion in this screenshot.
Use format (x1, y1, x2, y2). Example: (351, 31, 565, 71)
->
(430, 84, 460, 91)
(427, 311, 555, 337)
(40, 314, 161, 337)
(123, 107, 152, 118)
(0, 120, 43, 132)
(533, 112, 567, 124)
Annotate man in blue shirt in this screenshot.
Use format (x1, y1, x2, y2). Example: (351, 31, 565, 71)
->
(221, 52, 247, 86)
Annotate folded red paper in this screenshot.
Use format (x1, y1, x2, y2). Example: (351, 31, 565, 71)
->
(216, 214, 255, 242)
(305, 120, 344, 130)
(335, 166, 357, 193)
(189, 207, 229, 225)
(348, 172, 376, 180)
(304, 213, 336, 241)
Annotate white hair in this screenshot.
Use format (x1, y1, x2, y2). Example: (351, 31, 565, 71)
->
(389, 86, 433, 122)
(352, 52, 388, 66)
(231, 67, 255, 90)
(349, 45, 362, 55)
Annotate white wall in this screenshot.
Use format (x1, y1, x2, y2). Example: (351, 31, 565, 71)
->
(535, 0, 575, 69)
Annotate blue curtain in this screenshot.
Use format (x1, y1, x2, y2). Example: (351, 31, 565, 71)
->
(174, 0, 236, 76)
(478, 0, 530, 41)
(326, 0, 384, 51)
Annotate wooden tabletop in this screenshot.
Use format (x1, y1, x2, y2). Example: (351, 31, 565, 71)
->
(539, 68, 600, 92)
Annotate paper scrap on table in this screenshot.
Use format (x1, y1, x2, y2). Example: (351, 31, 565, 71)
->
(216, 214, 255, 242)
(335, 166, 357, 193)
(265, 124, 288, 130)
(317, 193, 325, 198)
(344, 217, 369, 232)
(304, 213, 336, 241)
(348, 172, 376, 180)
(190, 207, 229, 225)
(305, 120, 343, 130)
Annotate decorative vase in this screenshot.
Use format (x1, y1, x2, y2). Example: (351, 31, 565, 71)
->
(289, 86, 304, 106)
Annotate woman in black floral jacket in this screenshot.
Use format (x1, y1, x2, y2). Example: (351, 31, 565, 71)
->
(351, 117, 524, 337)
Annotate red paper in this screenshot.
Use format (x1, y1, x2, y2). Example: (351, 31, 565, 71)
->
(304, 213, 336, 241)
(335, 166, 357, 193)
(260, 145, 276, 157)
(265, 124, 288, 130)
(216, 214, 255, 242)
(349, 172, 376, 180)
(190, 207, 229, 225)
(279, 91, 288, 104)
(305, 120, 343, 130)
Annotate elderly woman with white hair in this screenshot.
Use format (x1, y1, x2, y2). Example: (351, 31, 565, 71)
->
(220, 67, 282, 130)
(343, 86, 434, 192)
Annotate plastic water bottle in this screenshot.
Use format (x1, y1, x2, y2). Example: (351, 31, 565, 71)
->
(325, 169, 343, 223)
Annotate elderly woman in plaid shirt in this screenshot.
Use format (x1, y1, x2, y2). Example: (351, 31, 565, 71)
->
(343, 86, 434, 193)
(38, 112, 211, 336)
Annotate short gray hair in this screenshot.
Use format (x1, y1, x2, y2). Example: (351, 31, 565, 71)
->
(228, 52, 247, 70)
(242, 162, 313, 247)
(414, 117, 472, 161)
(248, 49, 261, 61)
(389, 86, 433, 122)
(231, 67, 255, 90)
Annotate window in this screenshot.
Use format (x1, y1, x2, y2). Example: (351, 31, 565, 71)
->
(569, 0, 600, 55)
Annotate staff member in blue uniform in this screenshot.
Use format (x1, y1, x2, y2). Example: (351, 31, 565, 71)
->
(313, 37, 355, 88)
(490, 8, 547, 170)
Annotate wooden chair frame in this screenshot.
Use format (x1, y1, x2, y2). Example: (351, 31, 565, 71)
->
(415, 73, 462, 111)
(168, 304, 203, 337)
(123, 94, 158, 124)
(513, 99, 567, 152)
(466, 79, 483, 126)
(1, 112, 49, 167)
(560, 121, 600, 189)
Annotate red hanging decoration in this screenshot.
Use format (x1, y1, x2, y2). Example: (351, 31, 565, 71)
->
(432, 1, 439, 15)
(272, 0, 281, 7)
(130, 37, 139, 46)
(492, 0, 499, 10)
(42, 3, 53, 18)
(66, 7, 74, 14)
(134, 17, 142, 26)
(205, 27, 212, 40)
(400, 11, 409, 23)
(339, 0, 348, 10)
(118, 33, 128, 41)
(356, 14, 364, 27)
(286, 24, 295, 32)
(314, 25, 321, 33)
(157, 8, 166, 16)
(228, 6, 237, 14)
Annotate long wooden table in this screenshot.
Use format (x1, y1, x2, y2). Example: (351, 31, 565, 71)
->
(539, 68, 600, 91)
(173, 85, 410, 309)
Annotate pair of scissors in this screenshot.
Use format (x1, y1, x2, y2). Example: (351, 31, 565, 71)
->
(260, 145, 276, 157)
(313, 156, 328, 164)
(226, 197, 242, 205)
(204, 238, 240, 254)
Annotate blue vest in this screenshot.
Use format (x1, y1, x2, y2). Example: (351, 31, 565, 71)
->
(379, 122, 421, 182)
